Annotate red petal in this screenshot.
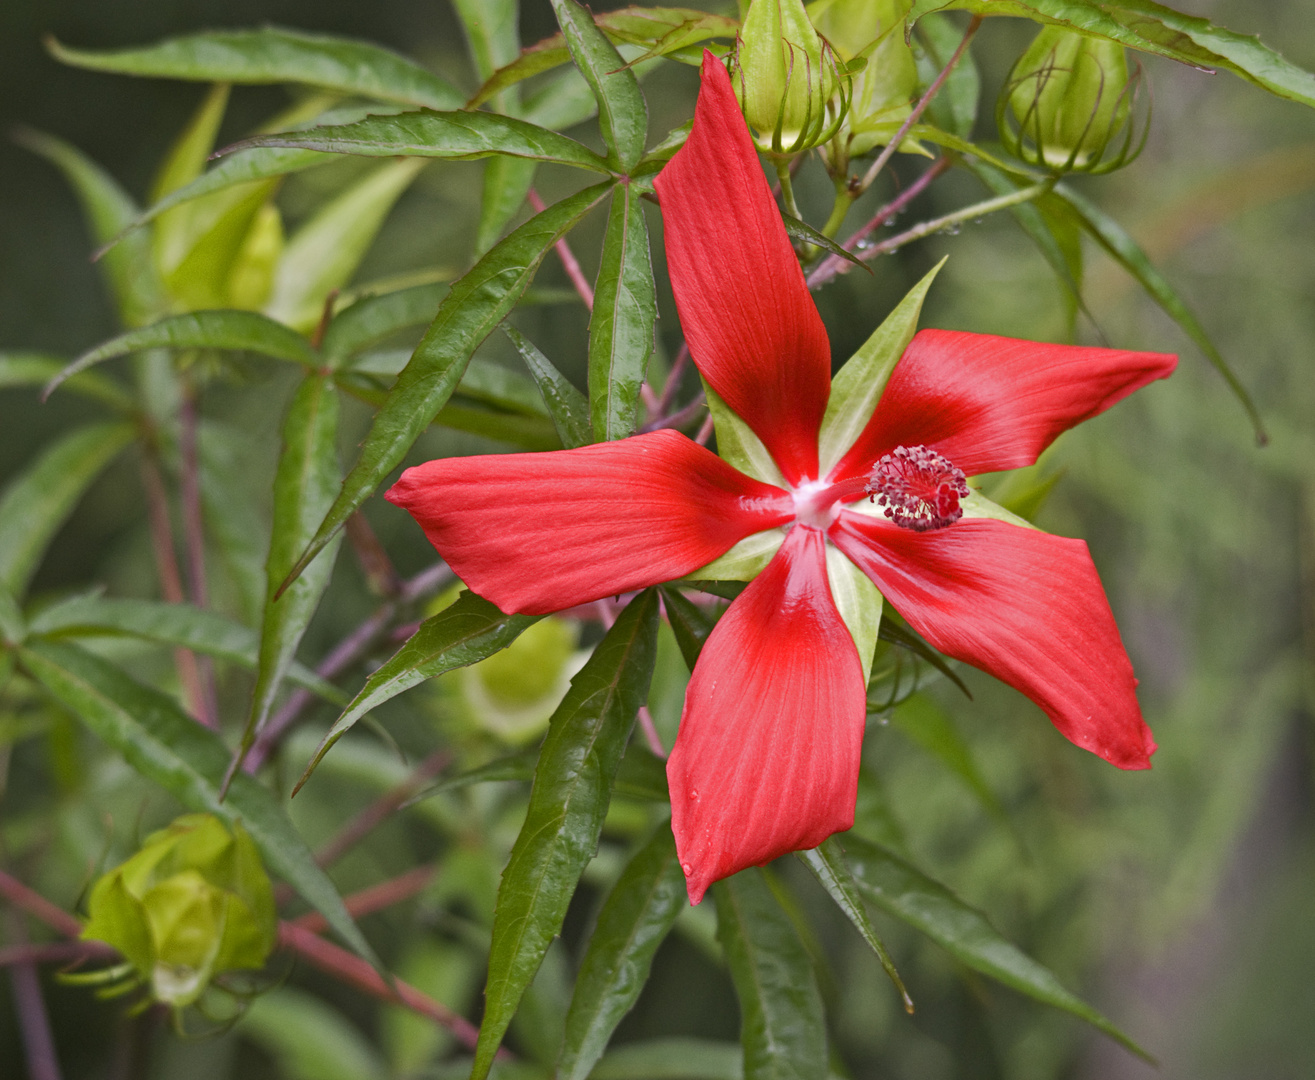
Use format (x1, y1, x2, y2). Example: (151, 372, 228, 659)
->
(667, 526, 867, 904)
(654, 52, 832, 486)
(387, 430, 791, 615)
(830, 512, 1155, 769)
(829, 330, 1176, 482)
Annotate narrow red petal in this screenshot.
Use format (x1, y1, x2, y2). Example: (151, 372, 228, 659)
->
(830, 330, 1176, 482)
(654, 52, 832, 485)
(831, 512, 1155, 769)
(386, 430, 791, 615)
(667, 526, 867, 904)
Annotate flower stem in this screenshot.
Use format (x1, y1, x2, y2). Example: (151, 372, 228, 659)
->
(775, 160, 802, 222)
(857, 15, 982, 196)
(528, 188, 594, 310)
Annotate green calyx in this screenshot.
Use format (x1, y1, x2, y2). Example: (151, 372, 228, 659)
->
(732, 0, 851, 155)
(81, 813, 278, 1007)
(999, 27, 1148, 175)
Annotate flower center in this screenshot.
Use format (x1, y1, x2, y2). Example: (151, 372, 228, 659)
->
(791, 479, 842, 529)
(865, 445, 968, 532)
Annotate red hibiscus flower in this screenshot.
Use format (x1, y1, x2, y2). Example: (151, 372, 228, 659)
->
(386, 52, 1175, 904)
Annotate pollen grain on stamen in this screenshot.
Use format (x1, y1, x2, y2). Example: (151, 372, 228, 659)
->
(865, 445, 969, 532)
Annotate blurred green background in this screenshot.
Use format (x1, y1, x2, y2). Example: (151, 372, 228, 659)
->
(1, 0, 1313, 1077)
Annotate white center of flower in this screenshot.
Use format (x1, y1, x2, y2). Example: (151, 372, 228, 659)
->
(791, 479, 841, 529)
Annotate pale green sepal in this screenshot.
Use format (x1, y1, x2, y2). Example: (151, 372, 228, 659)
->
(818, 257, 944, 476)
(826, 543, 883, 683)
(704, 380, 785, 487)
(689, 528, 784, 582)
(958, 488, 1039, 530)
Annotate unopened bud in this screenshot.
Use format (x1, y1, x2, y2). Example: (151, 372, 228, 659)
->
(82, 814, 277, 1007)
(999, 27, 1146, 173)
(732, 0, 848, 155)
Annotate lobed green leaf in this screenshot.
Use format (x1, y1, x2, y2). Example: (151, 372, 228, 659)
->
(589, 183, 656, 439)
(18, 638, 377, 966)
(841, 833, 1152, 1058)
(0, 423, 136, 599)
(283, 181, 611, 587)
(712, 869, 828, 1080)
(558, 824, 688, 1080)
(47, 27, 463, 109)
(550, 0, 649, 170)
(472, 590, 660, 1080)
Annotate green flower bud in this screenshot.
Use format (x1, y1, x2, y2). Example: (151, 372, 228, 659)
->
(732, 0, 849, 155)
(82, 814, 277, 1007)
(999, 27, 1146, 174)
(808, 0, 918, 163)
(459, 616, 583, 744)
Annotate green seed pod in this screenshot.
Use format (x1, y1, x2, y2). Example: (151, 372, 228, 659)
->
(808, 0, 919, 164)
(732, 0, 849, 155)
(82, 814, 277, 1007)
(999, 27, 1146, 174)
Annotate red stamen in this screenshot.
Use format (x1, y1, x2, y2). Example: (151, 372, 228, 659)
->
(865, 445, 968, 531)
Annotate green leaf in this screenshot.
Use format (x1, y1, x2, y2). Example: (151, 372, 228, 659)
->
(322, 281, 448, 363)
(298, 592, 540, 788)
(242, 987, 388, 1080)
(0, 423, 135, 599)
(589, 183, 656, 439)
(238, 374, 343, 770)
(477, 156, 540, 255)
(502, 325, 594, 447)
(558, 824, 687, 1080)
(265, 158, 427, 334)
(453, 0, 523, 84)
(888, 693, 1008, 826)
(817, 259, 944, 475)
(550, 0, 649, 170)
(47, 27, 463, 109)
(712, 869, 828, 1080)
(0, 583, 25, 646)
(18, 638, 377, 967)
(589, 1038, 743, 1080)
(840, 833, 1153, 1059)
(45, 311, 317, 399)
(905, 0, 1315, 109)
(657, 585, 717, 671)
(28, 595, 343, 704)
(876, 614, 972, 701)
(230, 111, 614, 173)
(13, 127, 166, 327)
(1050, 181, 1267, 443)
(284, 181, 611, 587)
(472, 590, 660, 1080)
(781, 213, 869, 270)
(198, 420, 273, 624)
(796, 839, 911, 1011)
(613, 743, 670, 801)
(0, 352, 134, 412)
(406, 747, 538, 804)
(914, 12, 979, 139)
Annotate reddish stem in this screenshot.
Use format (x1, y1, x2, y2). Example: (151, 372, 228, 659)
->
(178, 388, 218, 727)
(0, 870, 84, 940)
(4, 909, 63, 1080)
(288, 865, 437, 934)
(139, 453, 213, 727)
(528, 188, 594, 310)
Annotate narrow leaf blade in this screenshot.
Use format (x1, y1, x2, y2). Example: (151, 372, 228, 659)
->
(0, 423, 135, 598)
(712, 869, 828, 1080)
(503, 325, 594, 447)
(48, 28, 464, 109)
(19, 638, 377, 966)
(841, 833, 1152, 1059)
(299, 592, 540, 786)
(589, 183, 656, 439)
(558, 823, 687, 1080)
(283, 181, 611, 587)
(472, 590, 660, 1080)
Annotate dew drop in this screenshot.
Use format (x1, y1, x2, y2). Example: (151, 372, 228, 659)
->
(681, 862, 693, 876)
(689, 789, 699, 800)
